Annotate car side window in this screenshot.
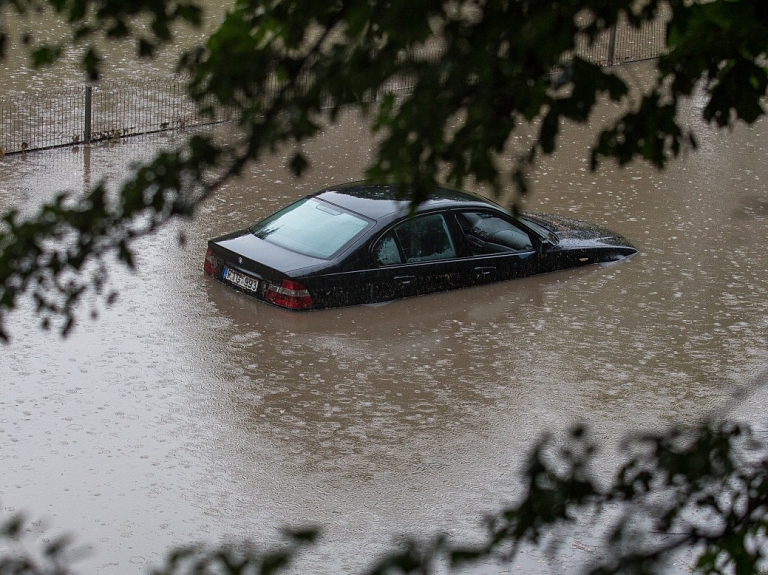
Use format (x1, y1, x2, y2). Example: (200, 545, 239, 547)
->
(374, 235, 402, 265)
(456, 211, 533, 254)
(375, 213, 457, 265)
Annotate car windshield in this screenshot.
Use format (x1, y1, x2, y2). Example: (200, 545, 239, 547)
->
(250, 198, 370, 259)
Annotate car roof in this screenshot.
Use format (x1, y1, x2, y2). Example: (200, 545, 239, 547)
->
(312, 182, 506, 221)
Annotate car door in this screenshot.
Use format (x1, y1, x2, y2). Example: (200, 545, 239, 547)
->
(449, 209, 540, 284)
(370, 212, 464, 302)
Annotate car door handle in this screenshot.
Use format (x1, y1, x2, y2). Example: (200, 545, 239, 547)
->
(474, 266, 496, 276)
(394, 275, 416, 285)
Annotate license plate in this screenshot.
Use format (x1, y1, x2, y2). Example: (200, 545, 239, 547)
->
(222, 267, 259, 293)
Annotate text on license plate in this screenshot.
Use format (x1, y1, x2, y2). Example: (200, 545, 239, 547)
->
(223, 267, 259, 293)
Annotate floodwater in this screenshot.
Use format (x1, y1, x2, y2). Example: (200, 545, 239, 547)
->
(2, 60, 768, 573)
(0, 1, 226, 94)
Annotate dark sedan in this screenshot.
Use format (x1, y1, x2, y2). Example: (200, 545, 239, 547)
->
(203, 182, 637, 310)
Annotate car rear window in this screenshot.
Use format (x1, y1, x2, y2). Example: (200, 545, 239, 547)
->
(250, 198, 370, 259)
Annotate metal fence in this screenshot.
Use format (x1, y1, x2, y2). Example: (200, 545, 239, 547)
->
(0, 79, 227, 155)
(0, 12, 668, 157)
(576, 8, 670, 66)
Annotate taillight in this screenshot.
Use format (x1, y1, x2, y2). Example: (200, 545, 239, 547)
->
(264, 279, 313, 310)
(203, 247, 220, 276)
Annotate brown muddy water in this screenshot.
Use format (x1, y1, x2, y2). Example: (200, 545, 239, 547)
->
(1, 64, 768, 574)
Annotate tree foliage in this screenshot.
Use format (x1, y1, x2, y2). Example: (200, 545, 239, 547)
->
(1, 0, 768, 572)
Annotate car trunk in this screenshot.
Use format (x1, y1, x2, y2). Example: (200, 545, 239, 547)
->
(205, 230, 325, 309)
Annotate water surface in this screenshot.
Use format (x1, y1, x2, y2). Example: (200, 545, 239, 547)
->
(1, 63, 767, 574)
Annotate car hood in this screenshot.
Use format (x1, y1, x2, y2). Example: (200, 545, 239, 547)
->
(523, 212, 636, 249)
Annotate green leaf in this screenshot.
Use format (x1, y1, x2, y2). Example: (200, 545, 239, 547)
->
(81, 46, 102, 80)
(289, 152, 310, 177)
(31, 44, 62, 68)
(138, 38, 156, 58)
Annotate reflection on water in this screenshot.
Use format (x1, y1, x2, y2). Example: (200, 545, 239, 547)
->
(1, 62, 768, 574)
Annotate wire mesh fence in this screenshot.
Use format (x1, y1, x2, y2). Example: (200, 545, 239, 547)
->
(0, 86, 84, 154)
(89, 79, 226, 142)
(0, 12, 669, 157)
(0, 78, 227, 155)
(575, 6, 670, 66)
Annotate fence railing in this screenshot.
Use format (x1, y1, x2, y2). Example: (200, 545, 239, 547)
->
(0, 79, 228, 155)
(575, 7, 669, 66)
(0, 11, 669, 157)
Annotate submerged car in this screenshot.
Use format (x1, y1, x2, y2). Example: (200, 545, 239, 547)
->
(203, 182, 637, 310)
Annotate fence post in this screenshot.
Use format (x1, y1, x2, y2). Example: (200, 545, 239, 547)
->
(84, 85, 92, 144)
(607, 24, 617, 66)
